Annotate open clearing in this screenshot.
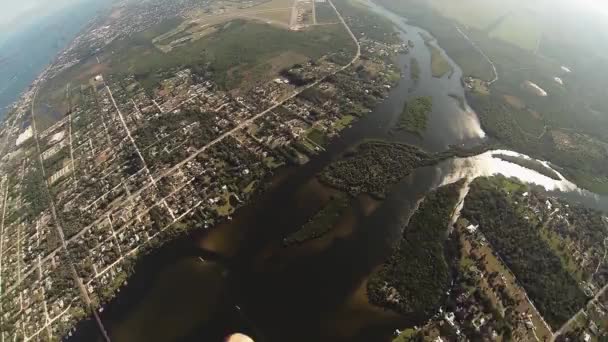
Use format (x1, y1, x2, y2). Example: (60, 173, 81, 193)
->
(188, 0, 295, 28)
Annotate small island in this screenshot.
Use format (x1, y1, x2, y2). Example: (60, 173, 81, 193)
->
(427, 43, 453, 78)
(318, 141, 434, 199)
(410, 58, 420, 83)
(492, 153, 561, 180)
(283, 194, 349, 246)
(395, 96, 433, 135)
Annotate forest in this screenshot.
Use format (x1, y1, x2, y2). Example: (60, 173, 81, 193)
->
(462, 176, 588, 329)
(368, 180, 464, 320)
(318, 141, 434, 199)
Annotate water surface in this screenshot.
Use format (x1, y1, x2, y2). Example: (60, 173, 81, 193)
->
(68, 2, 608, 341)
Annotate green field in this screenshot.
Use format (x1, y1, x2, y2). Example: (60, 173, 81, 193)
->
(333, 115, 355, 131)
(306, 127, 328, 146)
(105, 19, 355, 91)
(315, 2, 339, 23)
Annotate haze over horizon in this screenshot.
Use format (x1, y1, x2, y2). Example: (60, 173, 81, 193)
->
(0, 0, 100, 44)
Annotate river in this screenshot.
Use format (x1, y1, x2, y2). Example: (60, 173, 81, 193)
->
(67, 1, 608, 341)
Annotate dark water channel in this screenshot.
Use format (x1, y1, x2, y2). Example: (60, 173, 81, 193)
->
(67, 1, 608, 341)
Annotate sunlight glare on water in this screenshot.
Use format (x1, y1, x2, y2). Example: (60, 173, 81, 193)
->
(439, 150, 594, 197)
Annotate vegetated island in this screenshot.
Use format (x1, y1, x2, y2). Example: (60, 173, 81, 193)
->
(410, 58, 420, 83)
(395, 96, 432, 135)
(492, 153, 561, 180)
(318, 141, 434, 199)
(426, 43, 453, 78)
(283, 193, 349, 246)
(367, 180, 464, 321)
(462, 176, 588, 329)
(318, 140, 500, 200)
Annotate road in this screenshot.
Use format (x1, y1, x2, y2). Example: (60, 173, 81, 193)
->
(5, 3, 361, 337)
(455, 26, 498, 85)
(553, 282, 608, 340)
(105, 85, 157, 187)
(0, 179, 10, 321)
(0, 0, 365, 300)
(66, 84, 77, 184)
(31, 87, 112, 342)
(88, 0, 360, 219)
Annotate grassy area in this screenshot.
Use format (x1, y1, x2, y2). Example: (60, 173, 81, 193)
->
(393, 329, 417, 342)
(426, 42, 452, 78)
(539, 228, 584, 283)
(37, 17, 356, 125)
(283, 193, 350, 246)
(395, 96, 432, 135)
(315, 2, 339, 23)
(264, 156, 284, 169)
(214, 191, 235, 216)
(243, 180, 258, 194)
(332, 0, 401, 45)
(333, 115, 355, 131)
(107, 19, 355, 91)
(306, 127, 328, 146)
(564, 169, 608, 196)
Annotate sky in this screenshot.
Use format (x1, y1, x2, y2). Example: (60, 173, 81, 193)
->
(0, 0, 92, 46)
(573, 0, 608, 15)
(583, 0, 608, 13)
(0, 0, 85, 32)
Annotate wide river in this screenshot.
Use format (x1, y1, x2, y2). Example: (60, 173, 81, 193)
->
(68, 1, 608, 341)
